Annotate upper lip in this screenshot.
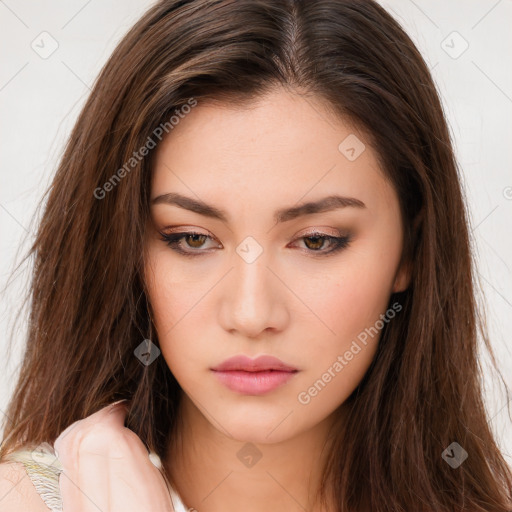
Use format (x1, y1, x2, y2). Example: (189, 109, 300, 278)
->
(211, 355, 298, 372)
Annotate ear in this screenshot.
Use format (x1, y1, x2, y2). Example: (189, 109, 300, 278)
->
(392, 258, 412, 293)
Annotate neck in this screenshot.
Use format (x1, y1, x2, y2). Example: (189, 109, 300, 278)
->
(164, 393, 345, 512)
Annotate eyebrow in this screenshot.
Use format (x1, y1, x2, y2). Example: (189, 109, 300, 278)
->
(151, 192, 366, 224)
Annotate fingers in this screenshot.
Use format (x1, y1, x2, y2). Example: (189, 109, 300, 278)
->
(51, 399, 174, 512)
(54, 400, 132, 480)
(54, 400, 133, 512)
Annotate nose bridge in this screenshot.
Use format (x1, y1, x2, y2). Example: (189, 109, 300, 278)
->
(218, 237, 288, 337)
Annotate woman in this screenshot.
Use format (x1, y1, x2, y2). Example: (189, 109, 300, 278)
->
(1, 0, 511, 511)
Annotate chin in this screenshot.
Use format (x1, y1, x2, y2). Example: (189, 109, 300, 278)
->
(211, 407, 300, 444)
(227, 423, 296, 445)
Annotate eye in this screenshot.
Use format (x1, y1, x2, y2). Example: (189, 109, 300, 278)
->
(290, 231, 352, 256)
(158, 230, 351, 257)
(158, 230, 220, 256)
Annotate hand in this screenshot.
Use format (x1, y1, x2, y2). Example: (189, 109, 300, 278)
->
(53, 400, 174, 512)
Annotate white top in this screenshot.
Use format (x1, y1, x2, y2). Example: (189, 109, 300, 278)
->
(4, 443, 188, 512)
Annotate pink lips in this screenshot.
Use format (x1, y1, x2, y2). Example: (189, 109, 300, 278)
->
(210, 355, 299, 395)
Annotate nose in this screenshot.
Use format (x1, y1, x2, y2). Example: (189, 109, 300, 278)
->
(218, 249, 289, 339)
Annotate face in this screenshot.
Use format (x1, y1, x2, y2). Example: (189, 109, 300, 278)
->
(144, 87, 410, 444)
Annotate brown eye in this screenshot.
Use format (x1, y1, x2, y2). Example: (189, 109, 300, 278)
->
(303, 235, 327, 251)
(159, 230, 351, 258)
(292, 231, 352, 256)
(185, 233, 208, 248)
(158, 230, 220, 256)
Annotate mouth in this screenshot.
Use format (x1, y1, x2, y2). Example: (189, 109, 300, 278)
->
(210, 355, 299, 395)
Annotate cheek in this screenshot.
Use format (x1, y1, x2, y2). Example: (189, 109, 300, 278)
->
(144, 246, 210, 333)
(144, 250, 215, 382)
(293, 276, 391, 414)
(143, 267, 230, 427)
(292, 246, 399, 400)
(299, 259, 396, 351)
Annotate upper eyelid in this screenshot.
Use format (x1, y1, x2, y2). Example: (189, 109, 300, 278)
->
(161, 226, 345, 239)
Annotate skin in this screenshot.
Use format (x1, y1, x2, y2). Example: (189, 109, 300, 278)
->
(53, 401, 174, 512)
(143, 86, 411, 512)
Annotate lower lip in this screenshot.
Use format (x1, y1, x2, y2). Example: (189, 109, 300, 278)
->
(211, 370, 297, 395)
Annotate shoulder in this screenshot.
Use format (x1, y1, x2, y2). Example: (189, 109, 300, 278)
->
(0, 459, 52, 511)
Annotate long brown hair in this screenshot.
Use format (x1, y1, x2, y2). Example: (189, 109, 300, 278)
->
(1, 1, 511, 510)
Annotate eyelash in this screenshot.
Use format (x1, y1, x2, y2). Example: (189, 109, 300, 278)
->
(158, 230, 351, 258)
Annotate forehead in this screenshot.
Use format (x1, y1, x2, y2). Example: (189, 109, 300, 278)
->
(151, 88, 397, 218)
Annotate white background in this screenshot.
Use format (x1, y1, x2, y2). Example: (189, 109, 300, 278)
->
(1, 0, 511, 464)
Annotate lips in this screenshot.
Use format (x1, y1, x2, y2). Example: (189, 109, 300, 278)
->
(210, 355, 299, 395)
(210, 355, 298, 373)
